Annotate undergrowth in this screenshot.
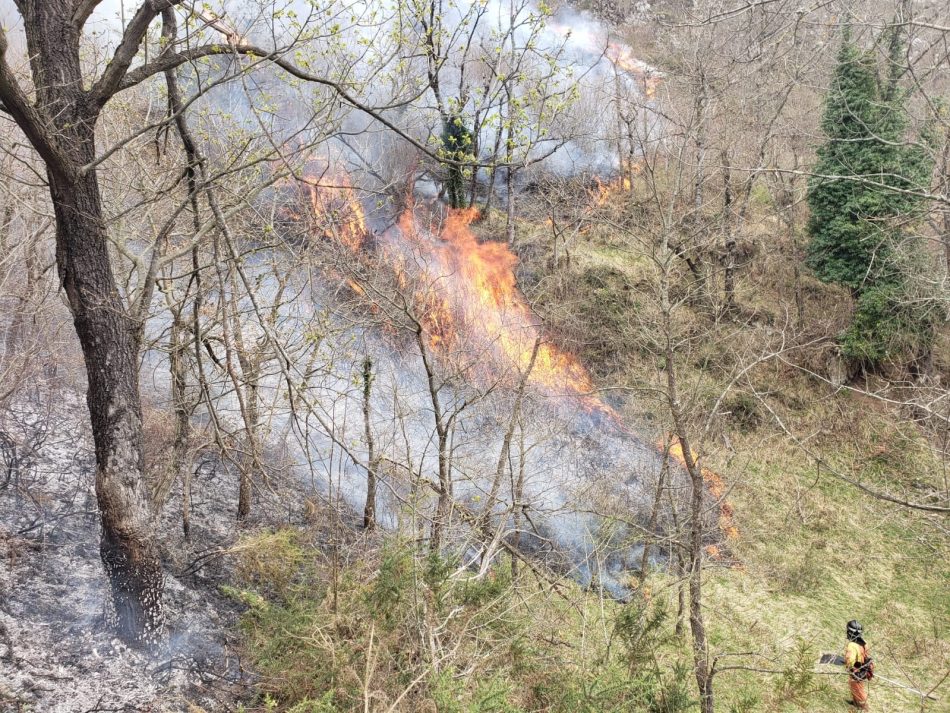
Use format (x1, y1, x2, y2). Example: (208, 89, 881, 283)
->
(226, 535, 694, 712)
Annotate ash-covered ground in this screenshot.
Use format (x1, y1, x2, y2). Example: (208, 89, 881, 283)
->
(0, 381, 303, 712)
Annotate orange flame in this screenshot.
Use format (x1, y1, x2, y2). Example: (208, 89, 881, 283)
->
(605, 43, 661, 99)
(666, 437, 740, 550)
(590, 175, 633, 207)
(299, 169, 602, 404)
(302, 170, 368, 251)
(431, 207, 596, 395)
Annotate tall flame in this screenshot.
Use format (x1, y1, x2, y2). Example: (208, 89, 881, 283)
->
(301, 171, 368, 251)
(428, 207, 596, 396)
(301, 169, 602, 407)
(300, 165, 737, 547)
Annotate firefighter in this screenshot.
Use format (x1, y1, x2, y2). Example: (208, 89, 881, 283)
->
(844, 620, 872, 709)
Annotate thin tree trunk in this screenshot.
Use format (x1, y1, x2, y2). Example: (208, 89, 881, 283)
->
(482, 96, 506, 216)
(240, 355, 261, 519)
(665, 475, 687, 637)
(941, 137, 950, 272)
(187, 249, 206, 540)
(227, 296, 259, 522)
(690, 74, 710, 300)
(661, 230, 713, 712)
(504, 85, 516, 246)
(479, 339, 539, 573)
(157, 308, 193, 539)
(159, 23, 202, 535)
(510, 422, 526, 579)
(506, 166, 516, 246)
(415, 327, 451, 550)
(362, 356, 377, 530)
(721, 149, 737, 316)
(639, 448, 670, 578)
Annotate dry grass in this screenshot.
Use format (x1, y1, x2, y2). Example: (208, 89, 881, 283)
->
(497, 194, 950, 712)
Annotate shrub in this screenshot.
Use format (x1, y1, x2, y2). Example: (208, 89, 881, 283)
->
(721, 393, 762, 433)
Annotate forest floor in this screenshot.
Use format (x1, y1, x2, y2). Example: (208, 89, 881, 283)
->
(0, 380, 255, 712)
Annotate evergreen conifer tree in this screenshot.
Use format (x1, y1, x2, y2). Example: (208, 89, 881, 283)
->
(806, 26, 935, 365)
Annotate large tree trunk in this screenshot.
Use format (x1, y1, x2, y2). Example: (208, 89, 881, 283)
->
(11, 2, 164, 645)
(51, 142, 164, 646)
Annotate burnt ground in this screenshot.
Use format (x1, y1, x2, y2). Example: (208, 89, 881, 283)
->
(0, 381, 317, 712)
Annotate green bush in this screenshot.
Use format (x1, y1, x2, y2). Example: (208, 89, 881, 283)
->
(840, 283, 935, 364)
(806, 26, 935, 367)
(227, 534, 705, 712)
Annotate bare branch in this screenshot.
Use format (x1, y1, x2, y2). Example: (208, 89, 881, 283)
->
(0, 28, 74, 182)
(89, 0, 184, 106)
(72, 0, 105, 29)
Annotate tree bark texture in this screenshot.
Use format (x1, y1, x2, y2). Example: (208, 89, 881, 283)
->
(1, 2, 164, 645)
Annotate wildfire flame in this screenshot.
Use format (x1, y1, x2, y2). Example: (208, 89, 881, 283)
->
(301, 171, 368, 252)
(429, 207, 596, 396)
(590, 174, 633, 207)
(667, 438, 741, 549)
(300, 164, 737, 549)
(300, 167, 602, 408)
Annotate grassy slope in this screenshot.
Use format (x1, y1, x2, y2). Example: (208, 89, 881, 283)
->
(229, 206, 946, 712)
(502, 205, 950, 712)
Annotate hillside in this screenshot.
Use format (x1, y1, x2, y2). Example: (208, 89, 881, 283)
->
(0, 1, 948, 712)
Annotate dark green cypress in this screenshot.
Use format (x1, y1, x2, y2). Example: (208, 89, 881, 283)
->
(806, 25, 934, 364)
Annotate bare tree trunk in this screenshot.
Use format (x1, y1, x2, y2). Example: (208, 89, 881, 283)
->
(661, 238, 713, 712)
(156, 307, 193, 539)
(482, 95, 506, 216)
(479, 339, 539, 573)
(362, 356, 377, 530)
(639, 448, 670, 578)
(721, 148, 737, 316)
(941, 139, 950, 273)
(159, 25, 202, 535)
(55, 147, 164, 645)
(186, 249, 206, 540)
(239, 353, 261, 520)
(510, 423, 526, 579)
(221, 263, 260, 522)
(0, 4, 164, 644)
(2, 213, 42, 362)
(504, 86, 516, 246)
(505, 169, 516, 245)
(415, 327, 452, 550)
(689, 74, 710, 300)
(665, 468, 688, 637)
